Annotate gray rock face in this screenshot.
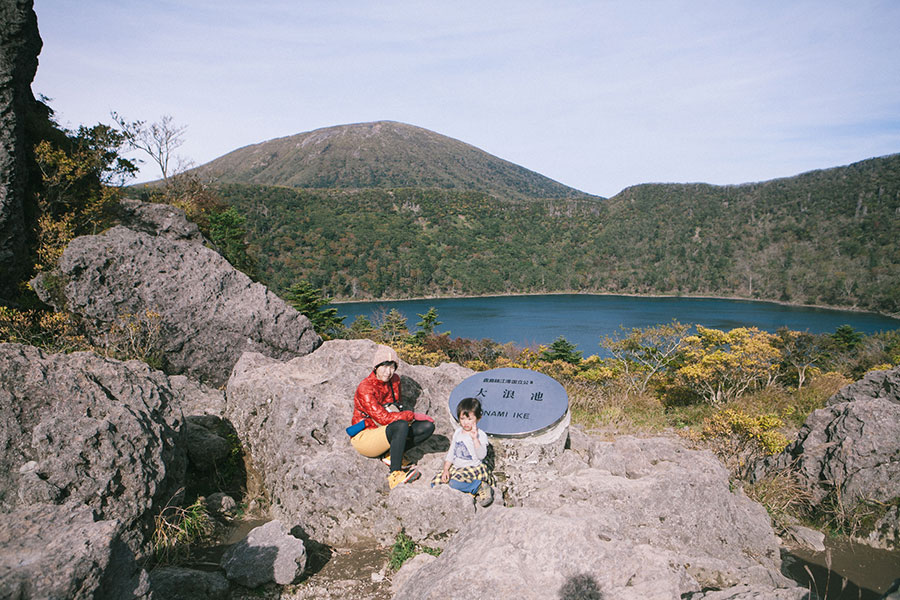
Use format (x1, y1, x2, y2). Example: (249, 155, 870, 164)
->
(0, 343, 232, 598)
(186, 415, 233, 471)
(148, 567, 230, 600)
(0, 503, 149, 600)
(220, 520, 306, 587)
(685, 585, 809, 600)
(496, 435, 794, 593)
(0, 343, 187, 552)
(224, 339, 470, 546)
(827, 365, 900, 406)
(0, 0, 40, 301)
(392, 505, 806, 600)
(756, 397, 900, 548)
(113, 197, 207, 243)
(30, 200, 320, 385)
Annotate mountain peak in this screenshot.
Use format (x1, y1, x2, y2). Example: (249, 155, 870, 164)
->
(193, 121, 593, 200)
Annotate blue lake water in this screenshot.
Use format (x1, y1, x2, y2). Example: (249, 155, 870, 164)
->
(335, 294, 900, 355)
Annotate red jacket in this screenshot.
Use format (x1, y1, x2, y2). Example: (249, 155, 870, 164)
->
(352, 371, 414, 429)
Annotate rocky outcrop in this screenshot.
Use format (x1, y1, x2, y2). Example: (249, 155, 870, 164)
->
(754, 366, 900, 549)
(827, 365, 900, 406)
(224, 339, 469, 546)
(391, 434, 806, 599)
(0, 503, 148, 600)
(0, 342, 225, 599)
(0, 0, 40, 301)
(112, 197, 207, 243)
(227, 340, 807, 598)
(30, 199, 321, 385)
(0, 344, 186, 546)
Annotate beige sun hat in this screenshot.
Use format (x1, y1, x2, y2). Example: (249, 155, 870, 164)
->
(371, 345, 400, 370)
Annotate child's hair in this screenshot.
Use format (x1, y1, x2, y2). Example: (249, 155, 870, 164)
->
(456, 397, 483, 420)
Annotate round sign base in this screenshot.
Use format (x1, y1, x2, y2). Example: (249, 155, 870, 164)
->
(492, 410, 570, 466)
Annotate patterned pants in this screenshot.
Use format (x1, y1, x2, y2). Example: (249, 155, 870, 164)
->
(430, 463, 494, 495)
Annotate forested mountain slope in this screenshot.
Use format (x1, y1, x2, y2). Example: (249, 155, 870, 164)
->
(193, 121, 590, 201)
(218, 152, 900, 316)
(601, 154, 900, 313)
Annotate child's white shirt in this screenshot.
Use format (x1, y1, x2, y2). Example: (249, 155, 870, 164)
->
(445, 426, 489, 468)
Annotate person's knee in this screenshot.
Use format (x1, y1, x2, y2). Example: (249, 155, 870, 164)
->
(386, 420, 410, 437)
(420, 420, 435, 436)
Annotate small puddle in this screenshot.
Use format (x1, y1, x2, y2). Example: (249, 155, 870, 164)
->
(782, 535, 900, 599)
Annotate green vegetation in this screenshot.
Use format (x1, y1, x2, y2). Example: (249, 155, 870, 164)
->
(150, 496, 215, 565)
(215, 152, 900, 316)
(541, 336, 582, 364)
(388, 530, 442, 571)
(284, 280, 345, 338)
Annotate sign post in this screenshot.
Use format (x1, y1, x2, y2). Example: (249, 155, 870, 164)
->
(448, 367, 569, 438)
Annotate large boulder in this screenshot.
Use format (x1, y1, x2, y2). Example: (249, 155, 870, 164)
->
(0, 343, 231, 597)
(827, 365, 900, 407)
(754, 366, 900, 549)
(754, 397, 900, 549)
(0, 0, 40, 302)
(392, 505, 807, 600)
(495, 435, 795, 593)
(224, 338, 471, 546)
(0, 503, 148, 600)
(0, 343, 187, 549)
(30, 199, 320, 386)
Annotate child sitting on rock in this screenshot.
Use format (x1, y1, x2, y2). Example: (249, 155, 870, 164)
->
(431, 396, 494, 507)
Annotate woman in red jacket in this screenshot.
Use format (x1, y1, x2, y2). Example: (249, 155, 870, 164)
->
(350, 345, 435, 489)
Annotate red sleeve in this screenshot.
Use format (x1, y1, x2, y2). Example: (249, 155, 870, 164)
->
(356, 375, 413, 427)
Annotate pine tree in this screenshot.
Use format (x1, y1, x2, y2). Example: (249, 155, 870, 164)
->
(284, 280, 345, 337)
(541, 336, 582, 364)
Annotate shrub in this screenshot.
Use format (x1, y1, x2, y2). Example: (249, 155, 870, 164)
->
(689, 408, 790, 480)
(0, 307, 91, 354)
(394, 340, 447, 367)
(674, 327, 782, 405)
(102, 310, 164, 369)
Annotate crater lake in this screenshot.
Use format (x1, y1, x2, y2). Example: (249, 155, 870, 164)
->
(335, 294, 900, 355)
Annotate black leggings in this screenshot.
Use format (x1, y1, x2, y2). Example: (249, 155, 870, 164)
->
(385, 420, 435, 472)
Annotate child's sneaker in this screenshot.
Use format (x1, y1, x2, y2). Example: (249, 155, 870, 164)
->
(388, 468, 421, 489)
(381, 452, 414, 470)
(475, 484, 494, 507)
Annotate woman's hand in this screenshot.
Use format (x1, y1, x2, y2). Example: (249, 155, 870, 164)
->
(412, 412, 433, 422)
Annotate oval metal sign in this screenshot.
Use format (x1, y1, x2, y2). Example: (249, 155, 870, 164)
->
(448, 367, 569, 438)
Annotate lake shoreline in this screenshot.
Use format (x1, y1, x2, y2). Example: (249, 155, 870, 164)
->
(331, 290, 900, 322)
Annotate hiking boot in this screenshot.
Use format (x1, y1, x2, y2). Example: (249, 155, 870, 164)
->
(388, 468, 421, 489)
(381, 452, 414, 470)
(475, 484, 494, 507)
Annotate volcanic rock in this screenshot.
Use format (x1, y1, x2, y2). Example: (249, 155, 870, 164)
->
(30, 199, 320, 385)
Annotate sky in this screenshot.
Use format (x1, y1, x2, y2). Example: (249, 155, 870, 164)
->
(31, 1, 900, 198)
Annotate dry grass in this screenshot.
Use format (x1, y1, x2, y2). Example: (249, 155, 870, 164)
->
(151, 495, 215, 565)
(743, 469, 814, 531)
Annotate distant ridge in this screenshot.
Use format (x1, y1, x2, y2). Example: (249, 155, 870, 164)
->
(193, 121, 594, 200)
